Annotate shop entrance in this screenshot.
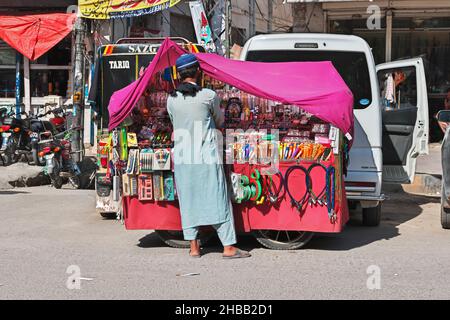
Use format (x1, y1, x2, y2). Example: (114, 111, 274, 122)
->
(330, 16, 450, 142)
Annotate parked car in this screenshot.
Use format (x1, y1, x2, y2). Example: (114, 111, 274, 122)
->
(240, 34, 429, 244)
(437, 110, 450, 229)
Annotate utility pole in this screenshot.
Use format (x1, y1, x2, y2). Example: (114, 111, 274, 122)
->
(71, 17, 86, 163)
(248, 0, 255, 38)
(15, 52, 22, 118)
(268, 0, 273, 33)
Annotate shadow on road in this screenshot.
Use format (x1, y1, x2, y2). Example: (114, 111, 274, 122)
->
(137, 231, 260, 252)
(136, 190, 439, 252)
(0, 190, 30, 195)
(307, 190, 440, 251)
(137, 232, 168, 248)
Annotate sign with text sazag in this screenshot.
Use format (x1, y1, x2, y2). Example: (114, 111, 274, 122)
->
(79, 0, 181, 20)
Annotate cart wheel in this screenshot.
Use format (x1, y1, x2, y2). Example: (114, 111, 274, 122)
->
(253, 230, 314, 250)
(98, 210, 117, 219)
(155, 230, 214, 249)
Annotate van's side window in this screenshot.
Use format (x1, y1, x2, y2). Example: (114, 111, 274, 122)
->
(378, 67, 417, 110)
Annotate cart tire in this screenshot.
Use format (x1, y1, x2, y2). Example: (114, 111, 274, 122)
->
(362, 204, 382, 227)
(155, 230, 214, 249)
(253, 230, 314, 250)
(98, 211, 117, 219)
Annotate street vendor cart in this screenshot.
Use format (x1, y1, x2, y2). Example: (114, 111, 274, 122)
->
(101, 38, 354, 250)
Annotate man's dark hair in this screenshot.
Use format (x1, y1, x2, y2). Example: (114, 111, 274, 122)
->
(178, 64, 199, 81)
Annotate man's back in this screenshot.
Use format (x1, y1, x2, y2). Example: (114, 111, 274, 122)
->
(167, 88, 219, 131)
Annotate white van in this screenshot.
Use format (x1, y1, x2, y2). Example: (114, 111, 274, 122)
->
(241, 33, 429, 226)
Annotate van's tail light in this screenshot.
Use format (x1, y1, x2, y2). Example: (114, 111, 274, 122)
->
(345, 182, 376, 188)
(345, 181, 377, 193)
(13, 127, 20, 133)
(38, 151, 45, 157)
(53, 147, 61, 153)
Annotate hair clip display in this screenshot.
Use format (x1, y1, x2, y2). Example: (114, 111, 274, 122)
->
(138, 174, 153, 201)
(152, 149, 171, 171)
(139, 148, 154, 173)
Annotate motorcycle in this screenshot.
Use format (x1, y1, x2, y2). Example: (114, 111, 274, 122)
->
(40, 130, 81, 189)
(0, 106, 59, 166)
(29, 108, 59, 166)
(45, 103, 69, 133)
(0, 107, 12, 162)
(0, 110, 31, 166)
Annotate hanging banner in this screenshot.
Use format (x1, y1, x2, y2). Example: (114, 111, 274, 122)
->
(189, 0, 216, 53)
(79, 0, 181, 20)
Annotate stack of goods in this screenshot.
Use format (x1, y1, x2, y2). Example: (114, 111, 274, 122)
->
(97, 90, 176, 202)
(220, 90, 342, 222)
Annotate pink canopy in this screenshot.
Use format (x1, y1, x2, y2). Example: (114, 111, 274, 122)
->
(108, 38, 354, 138)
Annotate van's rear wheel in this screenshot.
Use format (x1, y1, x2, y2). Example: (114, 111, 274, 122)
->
(362, 203, 382, 226)
(253, 230, 314, 250)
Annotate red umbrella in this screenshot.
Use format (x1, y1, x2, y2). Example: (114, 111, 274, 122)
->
(0, 13, 76, 61)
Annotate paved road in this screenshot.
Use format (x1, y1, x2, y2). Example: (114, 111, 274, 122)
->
(0, 186, 449, 300)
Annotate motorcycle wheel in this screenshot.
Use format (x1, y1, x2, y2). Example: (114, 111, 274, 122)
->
(0, 151, 12, 166)
(51, 158, 63, 189)
(69, 175, 81, 189)
(3, 143, 17, 165)
(52, 176, 63, 189)
(32, 147, 45, 166)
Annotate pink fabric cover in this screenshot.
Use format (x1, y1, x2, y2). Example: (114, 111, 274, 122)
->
(108, 38, 354, 137)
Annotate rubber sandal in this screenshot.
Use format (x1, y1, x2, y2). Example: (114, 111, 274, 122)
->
(222, 249, 251, 259)
(189, 250, 201, 258)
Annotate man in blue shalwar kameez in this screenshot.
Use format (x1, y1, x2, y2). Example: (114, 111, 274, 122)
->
(167, 54, 251, 259)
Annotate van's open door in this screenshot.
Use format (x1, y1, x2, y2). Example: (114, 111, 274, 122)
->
(376, 57, 429, 184)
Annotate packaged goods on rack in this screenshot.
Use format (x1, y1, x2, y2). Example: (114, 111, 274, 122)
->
(213, 88, 345, 221)
(96, 85, 177, 204)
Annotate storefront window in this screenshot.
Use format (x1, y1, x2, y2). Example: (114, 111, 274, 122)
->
(330, 18, 386, 64)
(391, 24, 450, 95)
(0, 42, 16, 65)
(0, 41, 17, 99)
(391, 16, 450, 142)
(30, 70, 69, 97)
(29, 36, 71, 98)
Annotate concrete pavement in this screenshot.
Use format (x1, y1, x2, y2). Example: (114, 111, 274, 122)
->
(0, 186, 449, 300)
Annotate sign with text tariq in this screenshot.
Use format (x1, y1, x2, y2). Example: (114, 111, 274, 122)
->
(189, 0, 216, 53)
(79, 0, 181, 19)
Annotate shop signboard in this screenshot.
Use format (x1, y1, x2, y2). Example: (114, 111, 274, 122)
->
(189, 0, 216, 53)
(98, 44, 157, 126)
(79, 0, 181, 19)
